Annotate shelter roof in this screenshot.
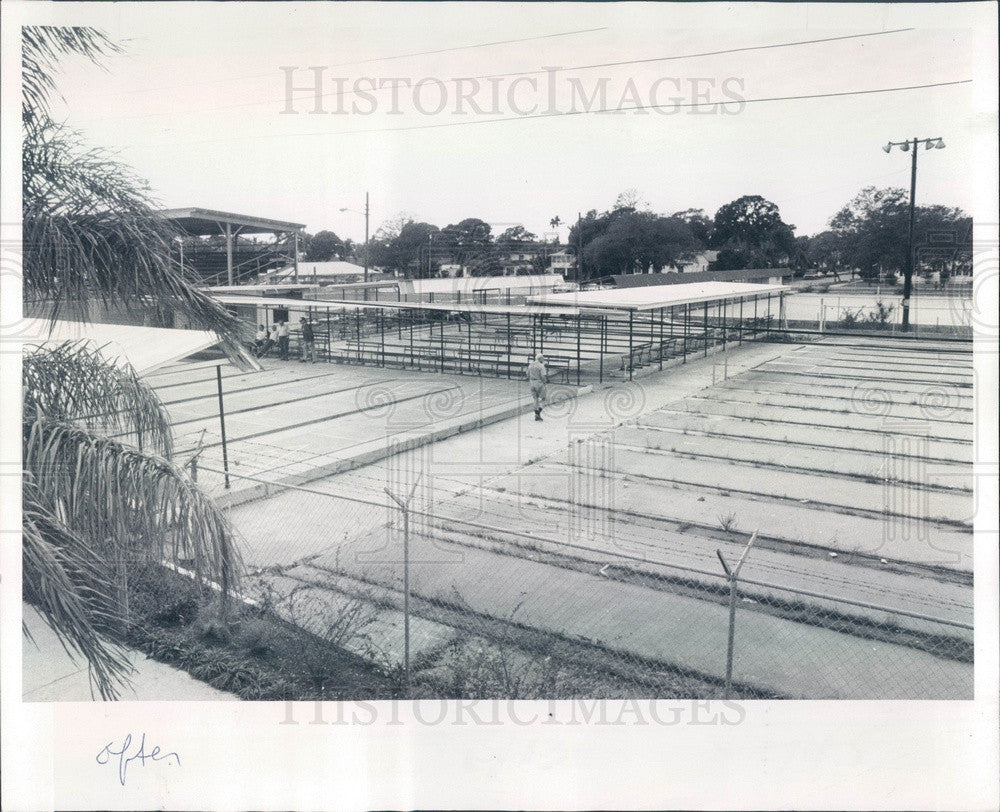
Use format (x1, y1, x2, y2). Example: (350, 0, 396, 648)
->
(211, 294, 581, 317)
(528, 281, 788, 312)
(158, 208, 306, 236)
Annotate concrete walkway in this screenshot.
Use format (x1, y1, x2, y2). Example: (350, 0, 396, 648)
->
(21, 605, 236, 702)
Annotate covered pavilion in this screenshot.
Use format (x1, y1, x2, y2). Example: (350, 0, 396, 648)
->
(158, 208, 307, 286)
(209, 281, 787, 383)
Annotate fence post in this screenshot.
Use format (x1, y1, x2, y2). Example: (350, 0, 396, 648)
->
(716, 531, 757, 699)
(216, 365, 230, 490)
(385, 475, 422, 692)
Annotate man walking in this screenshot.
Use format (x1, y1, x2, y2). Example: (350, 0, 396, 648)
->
(277, 320, 290, 361)
(526, 353, 547, 421)
(299, 317, 317, 363)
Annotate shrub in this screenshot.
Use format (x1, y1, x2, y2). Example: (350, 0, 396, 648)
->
(840, 308, 863, 327)
(238, 617, 282, 657)
(194, 605, 232, 645)
(865, 300, 895, 329)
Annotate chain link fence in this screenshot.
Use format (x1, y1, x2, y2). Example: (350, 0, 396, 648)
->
(175, 459, 974, 701)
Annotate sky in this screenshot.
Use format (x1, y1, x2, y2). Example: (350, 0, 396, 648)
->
(8, 2, 998, 243)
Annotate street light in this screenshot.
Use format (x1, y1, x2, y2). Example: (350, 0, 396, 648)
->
(339, 191, 370, 283)
(882, 137, 946, 331)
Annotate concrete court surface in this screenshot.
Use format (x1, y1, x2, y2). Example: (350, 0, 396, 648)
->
(221, 335, 974, 699)
(144, 356, 565, 495)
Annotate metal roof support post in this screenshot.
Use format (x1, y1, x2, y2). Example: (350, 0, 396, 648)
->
(739, 297, 744, 345)
(380, 307, 385, 367)
(628, 310, 634, 381)
(506, 312, 512, 379)
(722, 297, 728, 351)
(293, 232, 299, 284)
(683, 303, 689, 362)
(409, 309, 415, 369)
(659, 307, 664, 370)
(703, 302, 709, 357)
(225, 222, 233, 285)
(576, 315, 582, 386)
(599, 316, 605, 383)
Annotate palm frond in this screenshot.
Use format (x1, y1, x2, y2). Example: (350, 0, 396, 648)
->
(25, 418, 242, 598)
(22, 118, 250, 359)
(23, 341, 173, 456)
(22, 26, 121, 125)
(22, 477, 133, 700)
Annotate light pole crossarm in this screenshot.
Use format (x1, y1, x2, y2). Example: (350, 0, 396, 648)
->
(881, 136, 946, 331)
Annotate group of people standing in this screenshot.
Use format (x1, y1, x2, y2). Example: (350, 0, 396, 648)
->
(250, 317, 549, 421)
(253, 317, 316, 362)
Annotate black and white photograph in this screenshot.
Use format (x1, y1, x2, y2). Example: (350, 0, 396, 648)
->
(1, 1, 997, 809)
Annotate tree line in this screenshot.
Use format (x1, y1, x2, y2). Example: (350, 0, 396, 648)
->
(304, 187, 971, 281)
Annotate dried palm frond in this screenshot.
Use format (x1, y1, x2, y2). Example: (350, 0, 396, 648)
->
(25, 418, 242, 600)
(23, 342, 173, 456)
(22, 26, 120, 126)
(22, 476, 132, 700)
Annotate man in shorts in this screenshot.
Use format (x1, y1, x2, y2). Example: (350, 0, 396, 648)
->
(526, 353, 547, 421)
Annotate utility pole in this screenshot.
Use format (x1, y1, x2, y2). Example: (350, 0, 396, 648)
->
(363, 191, 370, 284)
(882, 137, 946, 331)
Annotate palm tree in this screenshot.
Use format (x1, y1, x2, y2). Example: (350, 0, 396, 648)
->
(22, 27, 248, 699)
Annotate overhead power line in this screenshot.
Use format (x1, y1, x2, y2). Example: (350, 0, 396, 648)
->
(76, 27, 916, 124)
(163, 78, 972, 145)
(77, 27, 609, 100)
(325, 27, 610, 67)
(472, 27, 916, 79)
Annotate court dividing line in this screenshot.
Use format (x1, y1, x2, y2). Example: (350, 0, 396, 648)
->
(651, 404, 972, 443)
(684, 392, 972, 425)
(175, 384, 460, 453)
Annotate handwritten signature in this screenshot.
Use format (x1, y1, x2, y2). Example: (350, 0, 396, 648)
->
(96, 733, 180, 786)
